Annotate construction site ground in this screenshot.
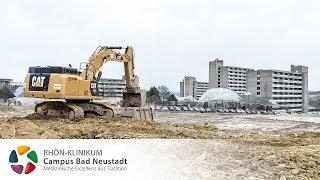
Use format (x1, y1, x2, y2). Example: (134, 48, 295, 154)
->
(0, 105, 319, 179)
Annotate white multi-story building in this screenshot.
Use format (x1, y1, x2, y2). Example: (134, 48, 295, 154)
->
(98, 78, 126, 101)
(98, 76, 139, 102)
(180, 76, 209, 100)
(246, 65, 308, 113)
(195, 81, 209, 100)
(0, 78, 12, 88)
(209, 59, 253, 94)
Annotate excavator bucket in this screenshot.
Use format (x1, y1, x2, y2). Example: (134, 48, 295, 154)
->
(121, 91, 154, 121)
(122, 92, 142, 107)
(122, 107, 154, 121)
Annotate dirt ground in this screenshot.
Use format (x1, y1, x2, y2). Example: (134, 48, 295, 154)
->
(0, 106, 319, 179)
(155, 112, 320, 134)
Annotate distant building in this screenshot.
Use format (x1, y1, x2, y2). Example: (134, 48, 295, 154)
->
(98, 75, 139, 102)
(209, 59, 253, 95)
(10, 82, 24, 91)
(0, 79, 25, 98)
(10, 82, 24, 97)
(180, 76, 196, 97)
(180, 76, 209, 100)
(0, 78, 12, 88)
(247, 65, 308, 113)
(98, 78, 126, 101)
(208, 59, 308, 112)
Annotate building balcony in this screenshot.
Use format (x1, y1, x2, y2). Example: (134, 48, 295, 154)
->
(277, 104, 303, 108)
(272, 94, 303, 98)
(272, 74, 303, 79)
(272, 90, 303, 93)
(272, 99, 303, 103)
(272, 84, 302, 88)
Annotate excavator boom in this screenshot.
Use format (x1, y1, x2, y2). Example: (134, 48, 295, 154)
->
(80, 46, 141, 106)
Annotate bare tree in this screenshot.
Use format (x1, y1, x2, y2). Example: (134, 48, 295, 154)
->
(309, 97, 320, 112)
(157, 85, 171, 105)
(0, 86, 15, 103)
(314, 99, 320, 112)
(146, 87, 160, 104)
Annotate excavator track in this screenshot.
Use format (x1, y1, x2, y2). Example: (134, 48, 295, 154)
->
(34, 101, 153, 121)
(35, 101, 84, 120)
(86, 101, 122, 118)
(34, 101, 122, 120)
(66, 103, 85, 119)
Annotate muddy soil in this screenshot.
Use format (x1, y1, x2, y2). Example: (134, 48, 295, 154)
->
(0, 106, 319, 179)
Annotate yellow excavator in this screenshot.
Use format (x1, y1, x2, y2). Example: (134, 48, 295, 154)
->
(23, 46, 153, 120)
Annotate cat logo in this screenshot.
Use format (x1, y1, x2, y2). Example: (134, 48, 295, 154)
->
(90, 82, 98, 96)
(31, 76, 46, 87)
(91, 82, 97, 89)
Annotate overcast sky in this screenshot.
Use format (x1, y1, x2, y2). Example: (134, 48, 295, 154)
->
(0, 0, 319, 92)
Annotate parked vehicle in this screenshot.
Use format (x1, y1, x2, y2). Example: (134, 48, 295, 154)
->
(251, 110, 257, 114)
(194, 107, 200, 112)
(182, 107, 188, 111)
(216, 109, 224, 113)
(223, 109, 230, 113)
(169, 106, 175, 111)
(188, 107, 194, 111)
(161, 107, 168, 111)
(174, 106, 181, 111)
(205, 108, 211, 112)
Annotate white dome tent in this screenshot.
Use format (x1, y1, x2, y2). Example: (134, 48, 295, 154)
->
(199, 88, 241, 109)
(199, 88, 241, 102)
(176, 96, 198, 107)
(177, 96, 198, 103)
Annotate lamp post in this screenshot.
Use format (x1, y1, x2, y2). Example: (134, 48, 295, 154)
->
(244, 92, 252, 111)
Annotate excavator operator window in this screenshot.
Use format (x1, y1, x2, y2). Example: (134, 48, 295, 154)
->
(28, 66, 79, 74)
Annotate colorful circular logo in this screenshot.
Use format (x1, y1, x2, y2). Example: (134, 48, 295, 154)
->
(9, 146, 38, 174)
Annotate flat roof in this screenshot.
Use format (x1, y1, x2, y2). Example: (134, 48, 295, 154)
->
(222, 66, 254, 71)
(256, 69, 303, 75)
(0, 78, 13, 82)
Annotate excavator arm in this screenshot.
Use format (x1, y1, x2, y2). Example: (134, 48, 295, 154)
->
(80, 46, 141, 107)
